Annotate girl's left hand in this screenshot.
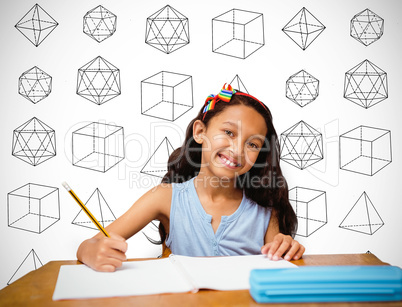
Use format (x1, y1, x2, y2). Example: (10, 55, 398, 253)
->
(261, 233, 305, 261)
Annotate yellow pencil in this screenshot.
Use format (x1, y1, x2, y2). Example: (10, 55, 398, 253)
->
(62, 182, 110, 237)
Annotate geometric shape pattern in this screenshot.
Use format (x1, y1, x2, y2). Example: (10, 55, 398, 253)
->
(141, 71, 193, 121)
(286, 69, 319, 107)
(289, 187, 327, 237)
(72, 188, 116, 230)
(282, 7, 325, 50)
(145, 5, 189, 54)
(7, 183, 60, 234)
(15, 4, 58, 47)
(83, 5, 117, 43)
(350, 8, 384, 46)
(141, 137, 175, 178)
(339, 192, 384, 235)
(339, 125, 392, 176)
(18, 66, 52, 104)
(72, 122, 125, 173)
(280, 120, 323, 170)
(7, 249, 43, 285)
(212, 9, 265, 59)
(12, 117, 56, 166)
(230, 74, 249, 93)
(76, 56, 121, 105)
(344, 59, 388, 109)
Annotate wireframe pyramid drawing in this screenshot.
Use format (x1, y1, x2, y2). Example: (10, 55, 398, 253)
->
(83, 5, 117, 43)
(141, 137, 175, 178)
(350, 8, 384, 46)
(230, 75, 249, 93)
(18, 66, 52, 103)
(8, 249, 43, 285)
(72, 189, 116, 230)
(339, 192, 384, 235)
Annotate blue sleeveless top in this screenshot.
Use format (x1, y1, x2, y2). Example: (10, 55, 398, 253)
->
(166, 177, 272, 256)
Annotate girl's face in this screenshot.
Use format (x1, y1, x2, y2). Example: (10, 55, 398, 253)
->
(194, 104, 268, 180)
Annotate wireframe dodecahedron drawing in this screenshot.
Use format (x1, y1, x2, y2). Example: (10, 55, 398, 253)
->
(280, 121, 323, 170)
(8, 183, 60, 234)
(289, 187, 327, 237)
(350, 8, 384, 46)
(83, 5, 117, 43)
(282, 7, 325, 50)
(77, 56, 121, 105)
(286, 70, 319, 107)
(141, 137, 175, 178)
(339, 125, 391, 176)
(344, 59, 388, 109)
(7, 249, 43, 285)
(15, 4, 58, 47)
(212, 9, 265, 59)
(12, 117, 56, 166)
(141, 71, 193, 121)
(146, 5, 189, 54)
(230, 75, 249, 93)
(18, 66, 52, 104)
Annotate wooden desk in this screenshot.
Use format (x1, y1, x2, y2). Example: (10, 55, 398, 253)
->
(1, 254, 401, 307)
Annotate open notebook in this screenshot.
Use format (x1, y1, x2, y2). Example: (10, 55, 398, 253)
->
(53, 254, 297, 300)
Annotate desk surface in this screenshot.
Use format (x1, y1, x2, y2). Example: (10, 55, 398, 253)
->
(1, 253, 401, 307)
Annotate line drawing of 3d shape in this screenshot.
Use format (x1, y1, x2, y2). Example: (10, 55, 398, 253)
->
(8, 183, 60, 234)
(282, 7, 325, 50)
(212, 8, 265, 59)
(350, 8, 384, 46)
(146, 5, 189, 54)
(12, 117, 56, 166)
(7, 249, 43, 285)
(77, 56, 121, 105)
(141, 71, 193, 121)
(141, 137, 175, 178)
(339, 192, 384, 235)
(344, 59, 388, 109)
(72, 122, 125, 172)
(15, 3, 58, 47)
(83, 5, 117, 43)
(18, 66, 52, 104)
(339, 125, 391, 176)
(289, 187, 327, 237)
(72, 188, 116, 230)
(280, 120, 323, 170)
(230, 75, 249, 93)
(286, 70, 319, 107)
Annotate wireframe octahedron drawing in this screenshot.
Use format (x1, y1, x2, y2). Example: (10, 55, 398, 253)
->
(12, 117, 56, 166)
(286, 70, 319, 107)
(77, 56, 121, 105)
(350, 8, 384, 46)
(8, 249, 43, 285)
(344, 59, 388, 109)
(141, 137, 175, 178)
(230, 75, 249, 93)
(146, 5, 189, 54)
(339, 192, 384, 235)
(83, 5, 117, 43)
(18, 66, 52, 104)
(280, 120, 323, 170)
(15, 4, 58, 47)
(282, 7, 325, 50)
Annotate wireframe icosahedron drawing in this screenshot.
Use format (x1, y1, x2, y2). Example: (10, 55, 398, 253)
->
(286, 70, 319, 107)
(83, 5, 117, 43)
(18, 66, 52, 104)
(350, 8, 384, 46)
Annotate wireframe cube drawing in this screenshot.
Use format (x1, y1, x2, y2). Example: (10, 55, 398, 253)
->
(83, 5, 117, 43)
(344, 59, 388, 109)
(8, 249, 43, 285)
(141, 71, 193, 121)
(350, 8, 384, 46)
(146, 5, 189, 54)
(15, 4, 58, 47)
(18, 66, 52, 104)
(72, 122, 125, 172)
(280, 121, 323, 170)
(286, 70, 319, 107)
(212, 9, 265, 59)
(282, 7, 325, 50)
(77, 56, 121, 105)
(12, 117, 56, 166)
(339, 192, 384, 235)
(8, 183, 60, 234)
(141, 137, 175, 178)
(289, 187, 327, 237)
(339, 125, 391, 176)
(230, 75, 249, 93)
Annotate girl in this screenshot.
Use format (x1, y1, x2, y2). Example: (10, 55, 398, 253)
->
(77, 84, 305, 272)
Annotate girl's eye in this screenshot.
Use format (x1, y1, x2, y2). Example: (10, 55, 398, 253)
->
(224, 130, 234, 137)
(247, 142, 259, 149)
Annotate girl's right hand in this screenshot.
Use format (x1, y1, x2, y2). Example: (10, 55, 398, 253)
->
(77, 233, 128, 272)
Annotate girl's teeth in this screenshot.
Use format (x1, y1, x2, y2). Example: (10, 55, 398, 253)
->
(221, 155, 238, 167)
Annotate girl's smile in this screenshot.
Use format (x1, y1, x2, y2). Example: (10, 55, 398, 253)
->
(217, 153, 241, 169)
